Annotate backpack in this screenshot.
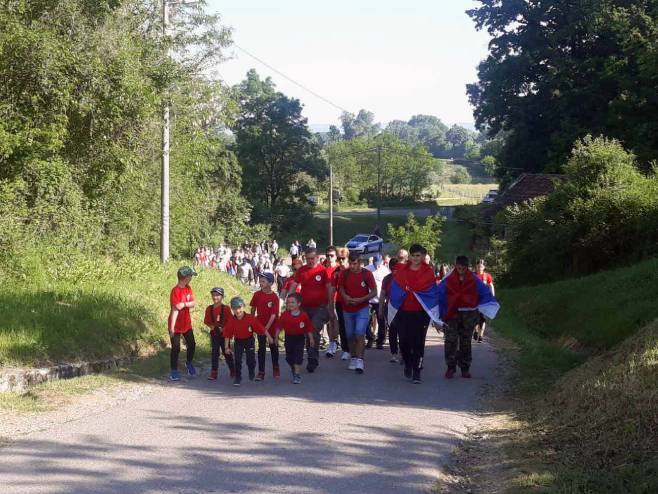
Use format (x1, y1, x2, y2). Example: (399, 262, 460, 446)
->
(208, 304, 226, 330)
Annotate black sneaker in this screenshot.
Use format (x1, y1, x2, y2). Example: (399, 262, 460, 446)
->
(376, 343, 384, 350)
(366, 340, 373, 349)
(306, 363, 317, 373)
(477, 335, 483, 343)
(473, 332, 478, 341)
(404, 366, 412, 379)
(412, 370, 422, 384)
(233, 378, 241, 387)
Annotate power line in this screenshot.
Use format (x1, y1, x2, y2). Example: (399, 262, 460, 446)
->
(233, 43, 352, 115)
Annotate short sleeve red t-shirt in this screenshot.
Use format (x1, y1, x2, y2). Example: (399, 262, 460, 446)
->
(325, 264, 340, 301)
(338, 268, 377, 313)
(169, 285, 194, 333)
(223, 314, 266, 339)
(477, 272, 493, 285)
(204, 304, 231, 329)
(249, 290, 280, 332)
(294, 264, 329, 308)
(276, 311, 315, 336)
(331, 267, 344, 303)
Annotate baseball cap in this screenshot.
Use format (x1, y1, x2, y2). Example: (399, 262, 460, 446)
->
(177, 266, 198, 277)
(210, 287, 224, 296)
(230, 296, 245, 308)
(259, 272, 275, 284)
(374, 254, 383, 266)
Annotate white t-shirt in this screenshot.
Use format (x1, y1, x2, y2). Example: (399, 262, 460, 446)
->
(275, 264, 290, 278)
(290, 244, 299, 256)
(366, 265, 391, 304)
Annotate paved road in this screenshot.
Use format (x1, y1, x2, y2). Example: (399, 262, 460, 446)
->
(315, 208, 435, 218)
(0, 333, 496, 494)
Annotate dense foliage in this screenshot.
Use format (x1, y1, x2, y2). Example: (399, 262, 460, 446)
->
(231, 70, 326, 234)
(497, 136, 658, 285)
(468, 0, 658, 184)
(0, 0, 252, 259)
(325, 133, 441, 206)
(387, 214, 445, 262)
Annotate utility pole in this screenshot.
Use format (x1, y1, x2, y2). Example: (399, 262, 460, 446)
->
(377, 144, 382, 227)
(160, 0, 170, 263)
(329, 158, 334, 246)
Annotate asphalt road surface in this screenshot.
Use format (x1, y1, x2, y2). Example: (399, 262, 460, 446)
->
(0, 332, 497, 494)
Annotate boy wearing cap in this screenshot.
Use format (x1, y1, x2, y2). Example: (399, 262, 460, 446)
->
(203, 287, 236, 381)
(224, 297, 273, 386)
(168, 266, 198, 381)
(275, 293, 315, 384)
(250, 272, 281, 380)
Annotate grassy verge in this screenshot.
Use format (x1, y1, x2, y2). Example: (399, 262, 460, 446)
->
(486, 257, 658, 492)
(0, 246, 252, 367)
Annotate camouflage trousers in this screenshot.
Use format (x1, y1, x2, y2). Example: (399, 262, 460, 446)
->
(444, 310, 480, 370)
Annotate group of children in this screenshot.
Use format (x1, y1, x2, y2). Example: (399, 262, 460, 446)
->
(168, 266, 315, 386)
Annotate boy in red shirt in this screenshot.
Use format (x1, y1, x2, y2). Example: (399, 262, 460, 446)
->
(203, 287, 235, 381)
(274, 293, 316, 384)
(289, 247, 332, 373)
(224, 297, 273, 386)
(338, 252, 377, 374)
(168, 266, 198, 382)
(474, 259, 495, 343)
(250, 272, 281, 380)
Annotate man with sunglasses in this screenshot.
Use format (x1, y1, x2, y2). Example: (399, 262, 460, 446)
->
(324, 246, 341, 357)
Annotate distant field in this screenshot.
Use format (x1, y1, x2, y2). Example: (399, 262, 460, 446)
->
(432, 183, 497, 205)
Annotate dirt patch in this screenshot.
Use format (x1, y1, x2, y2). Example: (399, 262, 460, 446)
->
(434, 333, 533, 494)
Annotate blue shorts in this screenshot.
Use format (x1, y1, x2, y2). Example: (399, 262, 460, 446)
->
(343, 307, 370, 338)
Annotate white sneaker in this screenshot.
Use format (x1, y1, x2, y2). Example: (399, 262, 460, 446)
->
(348, 358, 357, 370)
(341, 351, 351, 361)
(389, 355, 398, 363)
(326, 341, 337, 357)
(355, 359, 364, 374)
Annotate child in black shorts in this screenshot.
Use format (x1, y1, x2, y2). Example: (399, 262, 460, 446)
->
(275, 293, 315, 384)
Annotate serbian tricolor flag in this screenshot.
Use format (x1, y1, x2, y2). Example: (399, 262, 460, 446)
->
(437, 270, 500, 323)
(388, 263, 442, 325)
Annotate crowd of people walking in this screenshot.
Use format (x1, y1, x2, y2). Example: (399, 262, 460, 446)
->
(174, 239, 498, 386)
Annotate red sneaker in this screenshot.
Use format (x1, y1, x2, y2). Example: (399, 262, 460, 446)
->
(207, 370, 218, 381)
(255, 371, 265, 382)
(445, 367, 456, 379)
(273, 366, 280, 379)
(461, 369, 472, 379)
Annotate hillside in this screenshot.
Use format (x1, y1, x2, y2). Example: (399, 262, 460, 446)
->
(489, 257, 658, 492)
(0, 247, 252, 367)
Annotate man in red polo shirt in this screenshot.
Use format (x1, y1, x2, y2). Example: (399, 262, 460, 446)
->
(289, 247, 332, 373)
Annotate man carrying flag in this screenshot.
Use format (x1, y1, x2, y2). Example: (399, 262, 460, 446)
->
(388, 244, 440, 384)
(437, 256, 500, 379)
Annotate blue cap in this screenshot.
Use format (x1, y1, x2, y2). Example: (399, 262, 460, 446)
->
(230, 296, 245, 308)
(374, 254, 383, 266)
(259, 272, 275, 284)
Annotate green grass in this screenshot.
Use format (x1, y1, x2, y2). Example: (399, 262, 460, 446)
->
(0, 246, 252, 367)
(491, 257, 658, 492)
(497, 257, 658, 351)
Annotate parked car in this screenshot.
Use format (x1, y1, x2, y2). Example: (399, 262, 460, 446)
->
(346, 234, 384, 254)
(482, 190, 499, 204)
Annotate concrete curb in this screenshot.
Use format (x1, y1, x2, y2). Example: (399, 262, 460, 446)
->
(0, 356, 135, 393)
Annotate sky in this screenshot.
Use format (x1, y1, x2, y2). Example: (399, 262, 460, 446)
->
(206, 0, 491, 130)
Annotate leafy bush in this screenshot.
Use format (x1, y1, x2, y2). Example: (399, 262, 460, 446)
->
(501, 136, 658, 285)
(387, 213, 444, 261)
(450, 166, 471, 184)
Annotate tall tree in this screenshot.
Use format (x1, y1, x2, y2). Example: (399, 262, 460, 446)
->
(468, 0, 658, 184)
(340, 109, 380, 140)
(232, 70, 326, 230)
